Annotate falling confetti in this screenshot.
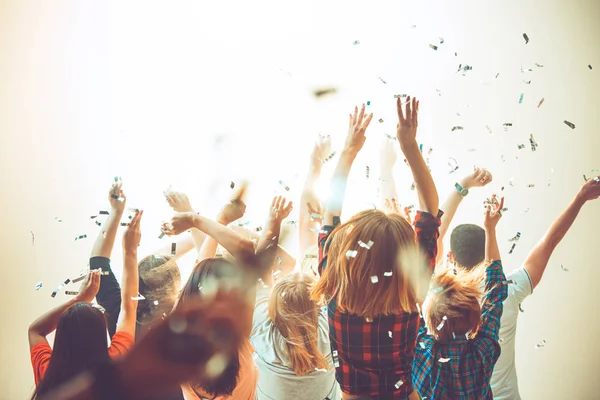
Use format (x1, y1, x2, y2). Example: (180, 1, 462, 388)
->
(537, 98, 545, 108)
(394, 94, 408, 99)
(535, 340, 546, 349)
(564, 120, 576, 129)
(429, 44, 438, 50)
(388, 331, 393, 338)
(419, 342, 426, 349)
(153, 300, 159, 305)
(51, 279, 71, 298)
(321, 151, 337, 164)
(509, 243, 517, 254)
(310, 213, 323, 220)
(503, 123, 513, 131)
(370, 276, 379, 284)
(230, 182, 235, 189)
(131, 294, 146, 301)
(436, 316, 447, 331)
(448, 158, 459, 173)
(518, 303, 525, 312)
(313, 87, 338, 99)
(353, 40, 360, 45)
(65, 291, 79, 296)
(170, 243, 177, 257)
(394, 380, 404, 389)
(332, 350, 340, 368)
(517, 144, 525, 150)
(35, 282, 43, 291)
(111, 194, 125, 202)
(358, 240, 374, 249)
(561, 264, 569, 272)
(523, 80, 531, 84)
(378, 76, 387, 84)
(31, 231, 35, 246)
(523, 33, 529, 44)
(278, 180, 290, 191)
(528, 184, 535, 188)
(509, 232, 521, 242)
(518, 93, 524, 103)
(486, 125, 493, 134)
(535, 63, 544, 67)
(346, 250, 358, 259)
(451, 126, 464, 132)
(438, 357, 451, 363)
(74, 235, 87, 241)
(54, 217, 63, 223)
(366, 166, 370, 179)
(589, 65, 593, 70)
(529, 134, 538, 151)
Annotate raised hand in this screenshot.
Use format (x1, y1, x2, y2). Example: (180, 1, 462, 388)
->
(123, 210, 143, 251)
(483, 195, 504, 231)
(344, 104, 373, 155)
(76, 270, 102, 303)
(311, 134, 333, 166)
(396, 96, 419, 146)
(577, 176, 600, 202)
(165, 190, 194, 213)
(461, 167, 493, 188)
(162, 212, 196, 236)
(218, 182, 248, 225)
(268, 196, 293, 224)
(109, 181, 127, 213)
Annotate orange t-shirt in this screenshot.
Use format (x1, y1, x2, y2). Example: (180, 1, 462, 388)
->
(30, 331, 134, 386)
(181, 340, 258, 400)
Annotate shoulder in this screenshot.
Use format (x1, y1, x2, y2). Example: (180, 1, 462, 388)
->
(109, 331, 135, 358)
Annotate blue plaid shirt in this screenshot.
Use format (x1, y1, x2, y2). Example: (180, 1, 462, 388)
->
(412, 260, 508, 399)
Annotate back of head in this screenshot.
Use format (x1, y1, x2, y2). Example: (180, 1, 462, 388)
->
(311, 209, 420, 316)
(269, 272, 328, 376)
(423, 268, 483, 342)
(33, 303, 109, 398)
(179, 258, 242, 398)
(137, 255, 181, 326)
(450, 224, 485, 271)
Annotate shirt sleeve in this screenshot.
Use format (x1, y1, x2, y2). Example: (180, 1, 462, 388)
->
(91, 256, 122, 339)
(108, 331, 134, 359)
(474, 260, 509, 362)
(317, 216, 341, 275)
(251, 288, 271, 336)
(30, 343, 52, 386)
(507, 268, 533, 304)
(413, 210, 443, 278)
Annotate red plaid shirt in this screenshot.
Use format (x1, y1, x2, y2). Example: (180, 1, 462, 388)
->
(318, 211, 442, 398)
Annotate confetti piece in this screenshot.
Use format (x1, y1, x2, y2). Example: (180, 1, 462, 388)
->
(365, 317, 373, 323)
(436, 316, 447, 331)
(370, 275, 379, 284)
(517, 144, 525, 150)
(394, 94, 408, 99)
(366, 166, 370, 179)
(276, 255, 283, 265)
(99, 211, 109, 215)
(111, 194, 125, 202)
(509, 232, 521, 242)
(230, 181, 235, 189)
(313, 88, 338, 98)
(378, 76, 387, 84)
(384, 133, 397, 141)
(35, 282, 42, 291)
(315, 367, 328, 373)
(523, 33, 529, 44)
(535, 63, 544, 67)
(332, 350, 340, 367)
(523, 80, 531, 84)
(429, 44, 438, 50)
(564, 120, 575, 129)
(120, 222, 129, 227)
(31, 231, 35, 246)
(416, 303, 422, 319)
(308, 228, 326, 234)
(153, 300, 159, 305)
(535, 340, 546, 349)
(158, 231, 165, 239)
(502, 280, 515, 285)
(54, 217, 63, 223)
(366, 101, 371, 106)
(410, 182, 416, 191)
(503, 123, 513, 131)
(519, 303, 525, 312)
(589, 65, 593, 70)
(321, 151, 337, 164)
(358, 240, 374, 249)
(431, 286, 444, 294)
(486, 125, 493, 134)
(353, 40, 360, 45)
(65, 291, 79, 296)
(509, 243, 517, 254)
(561, 264, 569, 272)
(255, 226, 263, 232)
(310, 213, 323, 221)
(170, 243, 176, 257)
(419, 342, 426, 349)
(518, 93, 524, 104)
(448, 158, 459, 173)
(346, 250, 358, 259)
(528, 184, 535, 188)
(451, 126, 464, 132)
(278, 180, 290, 191)
(438, 357, 451, 363)
(529, 134, 538, 151)
(378, 118, 384, 123)
(74, 235, 87, 241)
(509, 177, 515, 186)
(258, 278, 268, 288)
(495, 73, 500, 78)
(394, 380, 404, 389)
(51, 279, 71, 298)
(388, 331, 393, 338)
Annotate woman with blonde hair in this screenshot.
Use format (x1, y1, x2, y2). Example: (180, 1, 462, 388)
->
(311, 99, 441, 400)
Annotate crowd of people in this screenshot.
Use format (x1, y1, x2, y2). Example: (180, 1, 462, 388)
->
(28, 97, 600, 400)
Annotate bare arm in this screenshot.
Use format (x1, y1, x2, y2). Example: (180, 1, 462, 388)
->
(324, 104, 373, 226)
(397, 97, 438, 214)
(524, 178, 600, 289)
(484, 197, 504, 261)
(378, 138, 399, 210)
(29, 272, 101, 348)
(90, 182, 127, 259)
(116, 211, 142, 337)
(256, 197, 293, 285)
(164, 190, 207, 258)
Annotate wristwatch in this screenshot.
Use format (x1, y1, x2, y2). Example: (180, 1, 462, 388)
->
(455, 182, 469, 197)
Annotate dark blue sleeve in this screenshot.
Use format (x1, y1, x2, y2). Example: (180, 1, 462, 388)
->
(90, 256, 122, 339)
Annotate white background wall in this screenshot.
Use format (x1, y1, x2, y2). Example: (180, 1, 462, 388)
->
(0, 0, 598, 398)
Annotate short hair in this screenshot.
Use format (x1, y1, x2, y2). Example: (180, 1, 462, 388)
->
(311, 209, 423, 316)
(450, 224, 486, 270)
(423, 268, 483, 342)
(137, 255, 181, 328)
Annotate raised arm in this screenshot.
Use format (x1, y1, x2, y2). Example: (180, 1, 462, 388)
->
(396, 97, 438, 214)
(164, 190, 207, 258)
(299, 135, 331, 257)
(524, 177, 600, 289)
(435, 168, 493, 265)
(378, 138, 399, 210)
(90, 182, 126, 259)
(197, 186, 247, 262)
(255, 196, 293, 286)
(115, 211, 142, 337)
(29, 271, 102, 348)
(324, 104, 373, 226)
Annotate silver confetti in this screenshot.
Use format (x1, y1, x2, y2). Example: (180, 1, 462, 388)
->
(564, 120, 576, 129)
(384, 271, 393, 277)
(535, 340, 546, 349)
(278, 180, 290, 191)
(561, 264, 569, 272)
(35, 282, 43, 291)
(54, 217, 63, 223)
(74, 235, 87, 241)
(509, 232, 521, 242)
(537, 98, 545, 108)
(394, 380, 404, 389)
(332, 350, 340, 368)
(370, 275, 379, 284)
(51, 279, 71, 298)
(171, 243, 177, 257)
(131, 294, 146, 301)
(518, 93, 524, 104)
(65, 291, 79, 296)
(523, 33, 529, 44)
(346, 250, 358, 259)
(451, 126, 464, 132)
(358, 240, 374, 249)
(438, 357, 451, 363)
(436, 316, 447, 331)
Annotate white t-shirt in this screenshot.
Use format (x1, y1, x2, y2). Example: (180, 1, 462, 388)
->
(250, 288, 341, 400)
(491, 268, 533, 400)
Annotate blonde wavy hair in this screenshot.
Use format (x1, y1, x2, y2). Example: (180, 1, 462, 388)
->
(269, 273, 328, 376)
(311, 209, 425, 316)
(423, 266, 485, 342)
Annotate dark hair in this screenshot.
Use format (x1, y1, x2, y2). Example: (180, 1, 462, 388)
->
(137, 255, 181, 331)
(450, 224, 486, 270)
(178, 258, 242, 397)
(32, 303, 110, 399)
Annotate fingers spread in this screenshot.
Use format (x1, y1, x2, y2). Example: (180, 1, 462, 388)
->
(405, 96, 412, 120)
(397, 98, 405, 122)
